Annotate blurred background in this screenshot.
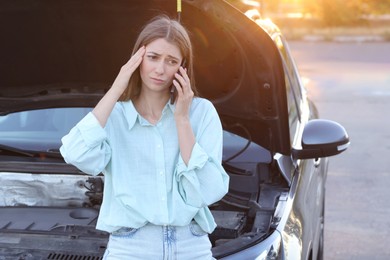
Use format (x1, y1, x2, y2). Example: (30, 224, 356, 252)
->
(228, 0, 390, 41)
(227, 1, 390, 259)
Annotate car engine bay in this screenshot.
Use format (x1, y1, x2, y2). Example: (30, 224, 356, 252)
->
(0, 156, 290, 258)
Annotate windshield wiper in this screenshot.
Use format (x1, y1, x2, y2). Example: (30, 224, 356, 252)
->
(0, 144, 62, 159)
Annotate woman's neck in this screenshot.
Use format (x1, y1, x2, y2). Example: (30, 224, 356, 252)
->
(134, 92, 169, 124)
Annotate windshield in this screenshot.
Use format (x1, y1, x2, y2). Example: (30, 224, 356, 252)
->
(0, 107, 271, 163)
(0, 108, 92, 152)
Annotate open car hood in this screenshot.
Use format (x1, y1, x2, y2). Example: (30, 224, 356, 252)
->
(0, 0, 290, 155)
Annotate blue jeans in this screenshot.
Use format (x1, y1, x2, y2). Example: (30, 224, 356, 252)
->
(103, 221, 215, 260)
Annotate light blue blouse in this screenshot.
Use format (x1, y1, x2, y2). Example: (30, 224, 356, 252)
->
(60, 97, 229, 234)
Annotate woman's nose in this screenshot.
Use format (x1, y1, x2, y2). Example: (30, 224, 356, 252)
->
(155, 61, 165, 74)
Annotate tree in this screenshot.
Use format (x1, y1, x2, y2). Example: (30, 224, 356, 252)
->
(309, 0, 365, 26)
(365, 0, 390, 14)
(303, 0, 390, 26)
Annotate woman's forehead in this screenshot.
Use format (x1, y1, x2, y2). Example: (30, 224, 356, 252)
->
(146, 38, 182, 60)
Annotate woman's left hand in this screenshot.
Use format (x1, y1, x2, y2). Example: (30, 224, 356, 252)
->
(172, 66, 195, 164)
(172, 66, 193, 120)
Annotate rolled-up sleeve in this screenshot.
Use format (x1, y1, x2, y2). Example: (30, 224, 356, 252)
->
(60, 112, 112, 175)
(175, 103, 229, 208)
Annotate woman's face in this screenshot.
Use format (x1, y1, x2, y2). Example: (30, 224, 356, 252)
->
(140, 38, 183, 94)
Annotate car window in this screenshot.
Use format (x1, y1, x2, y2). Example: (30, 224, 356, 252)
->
(274, 35, 302, 143)
(0, 108, 92, 151)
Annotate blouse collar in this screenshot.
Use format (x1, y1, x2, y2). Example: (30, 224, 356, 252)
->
(122, 100, 175, 129)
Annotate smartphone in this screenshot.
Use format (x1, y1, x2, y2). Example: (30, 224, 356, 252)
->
(170, 59, 187, 105)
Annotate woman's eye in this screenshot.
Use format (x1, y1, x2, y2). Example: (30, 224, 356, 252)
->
(167, 59, 179, 65)
(147, 55, 158, 60)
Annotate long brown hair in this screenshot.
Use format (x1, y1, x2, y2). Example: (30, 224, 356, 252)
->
(119, 15, 197, 101)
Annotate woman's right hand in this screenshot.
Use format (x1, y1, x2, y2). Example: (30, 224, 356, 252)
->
(92, 46, 145, 127)
(111, 46, 146, 94)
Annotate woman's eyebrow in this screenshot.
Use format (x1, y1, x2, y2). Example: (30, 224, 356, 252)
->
(167, 55, 180, 61)
(146, 51, 161, 56)
(147, 51, 179, 59)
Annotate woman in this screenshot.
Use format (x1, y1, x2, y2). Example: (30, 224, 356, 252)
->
(60, 15, 229, 259)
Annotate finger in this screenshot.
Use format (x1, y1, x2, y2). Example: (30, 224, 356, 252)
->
(175, 74, 192, 97)
(174, 74, 188, 95)
(127, 46, 145, 64)
(125, 47, 145, 70)
(172, 79, 183, 94)
(175, 67, 189, 84)
(178, 67, 191, 91)
(135, 45, 146, 55)
(178, 66, 189, 82)
(174, 80, 193, 103)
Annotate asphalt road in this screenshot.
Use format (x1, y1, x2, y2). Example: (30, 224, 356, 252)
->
(289, 41, 390, 260)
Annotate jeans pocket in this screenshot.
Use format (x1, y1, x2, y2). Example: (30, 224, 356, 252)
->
(111, 227, 138, 238)
(189, 222, 207, 237)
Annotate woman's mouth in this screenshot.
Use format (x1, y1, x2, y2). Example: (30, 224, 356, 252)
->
(151, 77, 166, 85)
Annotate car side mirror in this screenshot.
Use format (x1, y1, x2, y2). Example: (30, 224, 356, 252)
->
(292, 119, 350, 160)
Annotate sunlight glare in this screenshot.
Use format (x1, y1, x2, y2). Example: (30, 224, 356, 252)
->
(242, 0, 260, 8)
(245, 8, 262, 21)
(286, 12, 304, 19)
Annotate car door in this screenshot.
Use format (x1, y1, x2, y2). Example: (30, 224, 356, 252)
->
(274, 34, 326, 259)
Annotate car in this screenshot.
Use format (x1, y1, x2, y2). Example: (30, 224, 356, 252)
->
(0, 0, 350, 259)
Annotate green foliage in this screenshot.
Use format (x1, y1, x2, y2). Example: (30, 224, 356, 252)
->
(321, 0, 365, 26)
(302, 0, 390, 26)
(365, 0, 390, 14)
(229, 0, 390, 27)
